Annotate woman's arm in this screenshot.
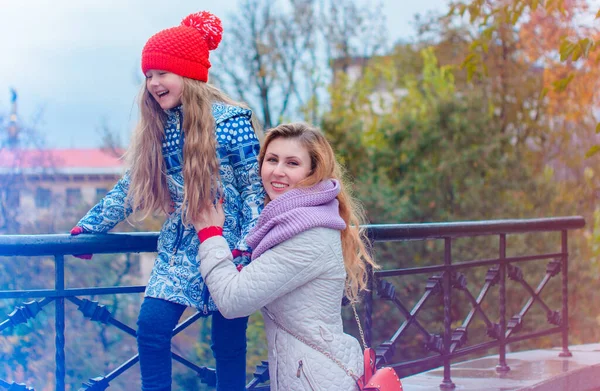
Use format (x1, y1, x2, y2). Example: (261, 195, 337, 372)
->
(198, 229, 333, 319)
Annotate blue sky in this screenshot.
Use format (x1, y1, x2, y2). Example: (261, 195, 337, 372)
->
(0, 0, 448, 148)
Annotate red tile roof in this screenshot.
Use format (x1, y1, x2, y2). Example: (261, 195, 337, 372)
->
(0, 148, 126, 173)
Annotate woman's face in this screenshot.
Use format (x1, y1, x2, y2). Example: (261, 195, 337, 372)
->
(261, 137, 312, 200)
(145, 70, 184, 110)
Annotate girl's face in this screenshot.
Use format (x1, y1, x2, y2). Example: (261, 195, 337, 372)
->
(261, 137, 312, 200)
(145, 70, 184, 110)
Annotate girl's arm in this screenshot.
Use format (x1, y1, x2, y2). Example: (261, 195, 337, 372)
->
(73, 171, 134, 234)
(197, 228, 333, 319)
(218, 114, 265, 252)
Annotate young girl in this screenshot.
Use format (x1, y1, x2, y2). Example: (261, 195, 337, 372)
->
(70, 11, 265, 391)
(193, 123, 380, 390)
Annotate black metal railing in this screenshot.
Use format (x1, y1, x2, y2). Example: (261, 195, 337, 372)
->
(0, 216, 586, 390)
(363, 216, 585, 389)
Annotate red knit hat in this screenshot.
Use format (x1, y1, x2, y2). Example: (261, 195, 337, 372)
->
(141, 11, 223, 82)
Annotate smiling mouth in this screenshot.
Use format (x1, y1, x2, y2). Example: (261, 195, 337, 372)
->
(156, 90, 169, 98)
(271, 183, 287, 190)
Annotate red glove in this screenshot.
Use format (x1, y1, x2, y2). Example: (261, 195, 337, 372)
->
(70, 226, 84, 235)
(70, 226, 93, 260)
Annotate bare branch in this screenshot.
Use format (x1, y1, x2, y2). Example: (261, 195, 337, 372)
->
(212, 0, 388, 128)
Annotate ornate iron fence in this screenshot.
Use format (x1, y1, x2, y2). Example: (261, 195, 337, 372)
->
(0, 216, 585, 390)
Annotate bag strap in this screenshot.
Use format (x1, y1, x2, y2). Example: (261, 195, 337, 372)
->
(351, 303, 368, 350)
(267, 311, 360, 382)
(351, 303, 375, 381)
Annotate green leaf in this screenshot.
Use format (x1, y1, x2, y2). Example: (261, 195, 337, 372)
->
(510, 9, 520, 24)
(585, 144, 600, 158)
(558, 0, 566, 15)
(482, 26, 494, 40)
(580, 38, 595, 58)
(571, 44, 583, 61)
(552, 74, 574, 92)
(539, 87, 549, 100)
(446, 4, 457, 17)
(559, 40, 576, 61)
(596, 122, 600, 134)
(481, 40, 489, 53)
(460, 52, 476, 69)
(468, 4, 480, 22)
(469, 39, 481, 51)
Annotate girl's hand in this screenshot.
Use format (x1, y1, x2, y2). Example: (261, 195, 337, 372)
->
(70, 226, 93, 259)
(193, 198, 225, 231)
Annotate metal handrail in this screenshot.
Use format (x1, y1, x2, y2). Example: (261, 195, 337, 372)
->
(0, 217, 585, 256)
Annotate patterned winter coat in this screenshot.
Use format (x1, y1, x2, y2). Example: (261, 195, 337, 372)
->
(75, 103, 265, 313)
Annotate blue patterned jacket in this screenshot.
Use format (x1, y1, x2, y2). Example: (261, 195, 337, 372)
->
(75, 103, 265, 313)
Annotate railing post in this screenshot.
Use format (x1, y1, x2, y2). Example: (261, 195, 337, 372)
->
(559, 230, 572, 357)
(496, 234, 510, 373)
(440, 238, 455, 390)
(365, 264, 373, 349)
(55, 254, 66, 391)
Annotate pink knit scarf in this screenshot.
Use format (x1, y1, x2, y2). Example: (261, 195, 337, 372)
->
(246, 179, 346, 260)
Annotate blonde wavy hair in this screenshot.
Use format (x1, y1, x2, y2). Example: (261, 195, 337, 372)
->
(259, 123, 379, 303)
(125, 78, 261, 225)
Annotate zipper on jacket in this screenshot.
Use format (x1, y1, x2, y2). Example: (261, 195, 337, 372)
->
(296, 360, 316, 391)
(201, 283, 210, 315)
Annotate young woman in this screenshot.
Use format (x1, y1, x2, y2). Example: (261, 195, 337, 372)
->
(194, 122, 379, 390)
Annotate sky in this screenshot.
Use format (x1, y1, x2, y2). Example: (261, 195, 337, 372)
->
(0, 0, 448, 149)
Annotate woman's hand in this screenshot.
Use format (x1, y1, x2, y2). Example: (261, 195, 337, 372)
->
(192, 198, 225, 231)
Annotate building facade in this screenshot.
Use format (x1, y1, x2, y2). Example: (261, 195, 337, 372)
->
(0, 148, 125, 231)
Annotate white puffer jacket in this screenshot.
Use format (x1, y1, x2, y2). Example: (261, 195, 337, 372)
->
(198, 227, 363, 391)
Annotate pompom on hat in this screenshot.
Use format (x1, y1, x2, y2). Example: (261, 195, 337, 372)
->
(141, 11, 223, 82)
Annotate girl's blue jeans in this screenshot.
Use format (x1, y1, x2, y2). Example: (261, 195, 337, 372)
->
(137, 296, 248, 391)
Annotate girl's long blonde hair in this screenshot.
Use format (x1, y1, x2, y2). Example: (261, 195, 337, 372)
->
(125, 78, 261, 225)
(259, 123, 379, 303)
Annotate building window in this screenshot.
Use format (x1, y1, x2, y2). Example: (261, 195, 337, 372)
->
(35, 188, 51, 208)
(6, 189, 20, 208)
(66, 188, 82, 207)
(96, 188, 107, 202)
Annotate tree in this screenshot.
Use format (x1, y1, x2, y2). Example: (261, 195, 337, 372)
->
(324, 47, 546, 224)
(212, 0, 388, 128)
(322, 38, 600, 364)
(446, 0, 600, 157)
(411, 0, 600, 227)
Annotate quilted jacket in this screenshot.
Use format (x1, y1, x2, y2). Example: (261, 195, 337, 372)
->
(75, 103, 265, 313)
(199, 227, 363, 390)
